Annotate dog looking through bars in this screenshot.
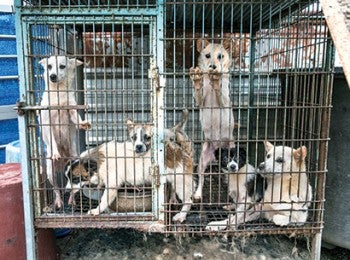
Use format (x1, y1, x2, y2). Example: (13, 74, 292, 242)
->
(39, 55, 91, 210)
(189, 38, 235, 201)
(65, 110, 194, 223)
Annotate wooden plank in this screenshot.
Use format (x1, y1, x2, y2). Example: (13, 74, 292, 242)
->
(321, 0, 350, 88)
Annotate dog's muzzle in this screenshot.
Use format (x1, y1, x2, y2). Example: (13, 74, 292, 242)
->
(227, 161, 238, 172)
(258, 162, 265, 173)
(135, 144, 146, 154)
(50, 74, 58, 83)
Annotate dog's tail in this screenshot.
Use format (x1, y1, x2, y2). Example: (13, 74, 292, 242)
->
(173, 109, 189, 132)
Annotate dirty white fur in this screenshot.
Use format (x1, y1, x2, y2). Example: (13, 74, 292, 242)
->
(206, 141, 312, 231)
(189, 38, 235, 200)
(66, 111, 193, 223)
(39, 55, 91, 209)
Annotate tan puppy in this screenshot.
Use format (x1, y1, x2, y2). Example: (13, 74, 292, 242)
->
(206, 141, 312, 231)
(39, 55, 91, 209)
(189, 38, 235, 200)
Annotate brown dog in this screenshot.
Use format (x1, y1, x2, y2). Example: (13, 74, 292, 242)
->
(189, 38, 235, 201)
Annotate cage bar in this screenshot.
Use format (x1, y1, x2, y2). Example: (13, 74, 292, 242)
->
(14, 1, 334, 259)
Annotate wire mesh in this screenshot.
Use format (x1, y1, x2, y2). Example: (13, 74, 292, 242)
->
(16, 0, 333, 242)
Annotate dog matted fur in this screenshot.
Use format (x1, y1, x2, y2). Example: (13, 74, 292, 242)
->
(39, 55, 91, 209)
(65, 110, 194, 222)
(206, 141, 312, 231)
(189, 38, 235, 201)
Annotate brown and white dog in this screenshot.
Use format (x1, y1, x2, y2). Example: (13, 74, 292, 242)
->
(189, 38, 235, 200)
(39, 55, 91, 209)
(206, 141, 312, 231)
(65, 110, 194, 223)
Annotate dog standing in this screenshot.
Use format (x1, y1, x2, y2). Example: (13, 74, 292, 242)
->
(39, 55, 91, 209)
(206, 141, 312, 231)
(189, 38, 235, 200)
(65, 110, 194, 222)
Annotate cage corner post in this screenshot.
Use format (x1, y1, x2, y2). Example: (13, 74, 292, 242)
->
(14, 0, 36, 259)
(152, 0, 166, 226)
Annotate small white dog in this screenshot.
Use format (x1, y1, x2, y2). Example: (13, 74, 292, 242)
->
(39, 55, 91, 209)
(65, 111, 194, 223)
(189, 38, 235, 201)
(206, 141, 312, 231)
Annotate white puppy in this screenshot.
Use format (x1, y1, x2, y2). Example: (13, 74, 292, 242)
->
(39, 55, 91, 209)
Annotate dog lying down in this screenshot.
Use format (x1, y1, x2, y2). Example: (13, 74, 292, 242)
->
(65, 110, 193, 223)
(206, 142, 312, 231)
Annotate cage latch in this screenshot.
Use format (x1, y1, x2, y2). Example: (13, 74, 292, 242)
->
(153, 165, 160, 187)
(149, 67, 160, 91)
(15, 101, 26, 116)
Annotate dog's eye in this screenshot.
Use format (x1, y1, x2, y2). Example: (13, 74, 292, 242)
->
(59, 65, 66, 69)
(131, 134, 136, 141)
(144, 134, 151, 141)
(205, 53, 211, 59)
(47, 65, 52, 70)
(276, 157, 284, 164)
(217, 54, 223, 60)
(266, 154, 271, 159)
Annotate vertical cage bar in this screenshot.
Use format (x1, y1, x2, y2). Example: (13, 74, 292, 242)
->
(153, 0, 165, 222)
(14, 0, 37, 259)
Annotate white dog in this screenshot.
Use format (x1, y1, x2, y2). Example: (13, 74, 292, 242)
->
(65, 111, 194, 223)
(206, 141, 312, 231)
(189, 38, 235, 201)
(39, 55, 91, 209)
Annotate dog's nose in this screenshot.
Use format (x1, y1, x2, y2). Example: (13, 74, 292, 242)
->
(258, 163, 265, 171)
(227, 162, 238, 172)
(135, 144, 144, 153)
(209, 64, 217, 70)
(50, 74, 58, 82)
(229, 164, 237, 172)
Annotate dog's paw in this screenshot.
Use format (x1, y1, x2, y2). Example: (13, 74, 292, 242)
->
(54, 196, 64, 209)
(172, 212, 187, 223)
(79, 120, 91, 130)
(68, 194, 76, 206)
(208, 68, 220, 87)
(87, 208, 100, 216)
(272, 214, 290, 226)
(189, 67, 202, 90)
(52, 153, 61, 161)
(223, 204, 235, 211)
(205, 220, 228, 231)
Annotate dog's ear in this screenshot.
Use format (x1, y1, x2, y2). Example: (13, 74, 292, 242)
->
(214, 148, 221, 160)
(196, 38, 210, 53)
(222, 39, 231, 52)
(126, 119, 134, 132)
(84, 159, 98, 174)
(264, 141, 274, 152)
(69, 58, 84, 67)
(293, 146, 307, 162)
(238, 147, 247, 158)
(173, 109, 189, 132)
(39, 58, 47, 67)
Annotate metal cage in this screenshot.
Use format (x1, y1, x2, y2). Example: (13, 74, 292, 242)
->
(15, 1, 334, 259)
